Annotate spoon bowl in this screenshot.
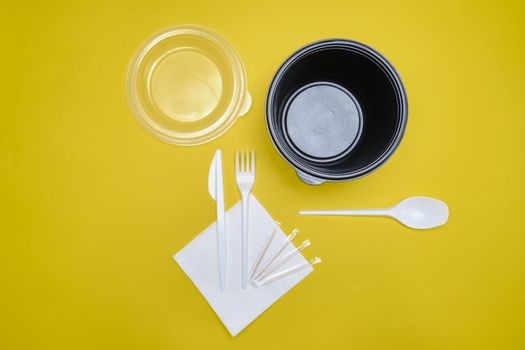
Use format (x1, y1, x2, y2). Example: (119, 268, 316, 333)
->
(389, 197, 448, 229)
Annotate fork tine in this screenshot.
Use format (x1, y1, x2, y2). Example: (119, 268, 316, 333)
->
(241, 149, 245, 172)
(245, 149, 249, 172)
(235, 150, 239, 174)
(251, 150, 255, 173)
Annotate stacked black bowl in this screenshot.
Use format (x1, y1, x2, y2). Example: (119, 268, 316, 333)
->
(265, 39, 408, 185)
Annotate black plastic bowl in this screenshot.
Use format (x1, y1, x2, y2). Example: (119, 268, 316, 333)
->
(265, 39, 408, 185)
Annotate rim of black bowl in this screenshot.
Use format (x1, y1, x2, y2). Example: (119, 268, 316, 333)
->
(265, 39, 408, 182)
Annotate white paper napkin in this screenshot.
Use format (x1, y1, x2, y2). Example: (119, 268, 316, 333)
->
(173, 195, 313, 336)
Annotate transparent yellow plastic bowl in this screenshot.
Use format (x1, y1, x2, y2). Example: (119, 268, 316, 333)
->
(127, 25, 251, 145)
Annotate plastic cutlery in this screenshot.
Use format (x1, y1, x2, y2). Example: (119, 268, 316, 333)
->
(235, 150, 255, 289)
(300, 196, 448, 230)
(208, 150, 227, 291)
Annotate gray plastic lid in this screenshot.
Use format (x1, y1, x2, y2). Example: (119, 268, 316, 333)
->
(283, 82, 363, 162)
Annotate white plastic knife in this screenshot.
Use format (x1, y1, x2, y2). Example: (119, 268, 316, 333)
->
(208, 150, 226, 292)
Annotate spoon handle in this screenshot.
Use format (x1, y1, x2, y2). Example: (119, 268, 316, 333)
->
(299, 209, 390, 216)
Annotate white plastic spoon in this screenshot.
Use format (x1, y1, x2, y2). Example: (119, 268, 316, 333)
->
(299, 196, 448, 229)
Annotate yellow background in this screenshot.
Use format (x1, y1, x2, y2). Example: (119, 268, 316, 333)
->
(1, 0, 524, 349)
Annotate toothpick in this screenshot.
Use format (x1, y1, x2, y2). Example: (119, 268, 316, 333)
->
(249, 221, 280, 280)
(251, 228, 299, 281)
(255, 239, 312, 282)
(255, 257, 322, 287)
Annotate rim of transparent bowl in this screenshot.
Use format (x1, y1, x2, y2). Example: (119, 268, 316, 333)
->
(126, 25, 249, 145)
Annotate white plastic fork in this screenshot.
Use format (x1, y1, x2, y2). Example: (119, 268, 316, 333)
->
(235, 150, 255, 289)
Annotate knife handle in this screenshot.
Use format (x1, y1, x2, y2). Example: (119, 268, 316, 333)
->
(214, 150, 226, 292)
(217, 217, 226, 292)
